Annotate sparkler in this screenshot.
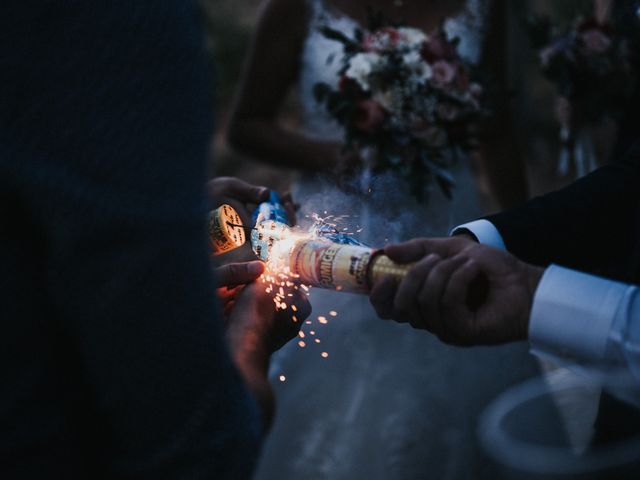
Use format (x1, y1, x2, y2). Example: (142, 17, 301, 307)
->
(206, 191, 416, 299)
(250, 193, 415, 295)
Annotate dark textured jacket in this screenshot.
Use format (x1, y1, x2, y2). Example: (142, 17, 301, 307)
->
(487, 144, 640, 284)
(0, 1, 260, 478)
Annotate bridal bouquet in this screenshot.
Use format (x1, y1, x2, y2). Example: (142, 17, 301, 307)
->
(313, 18, 484, 201)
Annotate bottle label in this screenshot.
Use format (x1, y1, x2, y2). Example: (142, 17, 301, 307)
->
(291, 239, 373, 293)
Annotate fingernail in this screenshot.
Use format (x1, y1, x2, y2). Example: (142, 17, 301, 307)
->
(248, 261, 264, 276)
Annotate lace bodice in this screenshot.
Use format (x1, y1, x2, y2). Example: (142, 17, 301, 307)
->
(298, 0, 488, 140)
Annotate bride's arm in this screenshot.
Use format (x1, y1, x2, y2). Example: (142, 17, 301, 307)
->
(228, 0, 343, 173)
(477, 0, 529, 209)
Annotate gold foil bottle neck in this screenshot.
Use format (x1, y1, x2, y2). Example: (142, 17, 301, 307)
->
(208, 204, 246, 255)
(367, 253, 414, 288)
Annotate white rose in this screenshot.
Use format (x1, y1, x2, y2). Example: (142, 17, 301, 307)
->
(345, 52, 381, 91)
(397, 27, 428, 48)
(402, 50, 423, 66)
(403, 50, 432, 84)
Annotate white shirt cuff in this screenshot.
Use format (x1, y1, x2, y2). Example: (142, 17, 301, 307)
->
(529, 265, 628, 364)
(450, 219, 506, 250)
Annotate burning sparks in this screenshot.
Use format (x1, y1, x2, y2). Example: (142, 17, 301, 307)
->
(253, 212, 360, 375)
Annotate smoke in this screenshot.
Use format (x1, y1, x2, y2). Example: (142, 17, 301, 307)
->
(292, 170, 463, 247)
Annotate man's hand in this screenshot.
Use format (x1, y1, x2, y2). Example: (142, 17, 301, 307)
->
(216, 260, 265, 317)
(369, 238, 544, 346)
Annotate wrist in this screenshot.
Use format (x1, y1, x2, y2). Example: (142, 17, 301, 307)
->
(226, 325, 275, 429)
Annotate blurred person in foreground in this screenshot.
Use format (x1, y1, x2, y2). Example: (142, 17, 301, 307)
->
(0, 1, 307, 479)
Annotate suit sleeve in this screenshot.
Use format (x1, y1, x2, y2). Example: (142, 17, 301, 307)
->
(486, 148, 640, 281)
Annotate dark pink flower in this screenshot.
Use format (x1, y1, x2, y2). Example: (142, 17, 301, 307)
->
(431, 60, 457, 87)
(353, 99, 386, 133)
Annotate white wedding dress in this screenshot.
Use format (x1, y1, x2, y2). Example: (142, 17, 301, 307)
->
(254, 1, 539, 479)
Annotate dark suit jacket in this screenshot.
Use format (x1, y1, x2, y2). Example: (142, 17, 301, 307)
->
(0, 1, 260, 478)
(487, 144, 640, 447)
(487, 144, 640, 284)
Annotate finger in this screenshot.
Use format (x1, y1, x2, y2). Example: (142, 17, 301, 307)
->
(441, 259, 480, 343)
(394, 254, 440, 327)
(209, 177, 270, 205)
(217, 285, 241, 304)
(442, 259, 479, 313)
(215, 261, 265, 288)
(369, 275, 398, 320)
(418, 256, 468, 336)
(223, 300, 235, 319)
(385, 238, 451, 264)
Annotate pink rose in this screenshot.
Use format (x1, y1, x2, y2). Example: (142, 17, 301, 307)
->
(580, 29, 612, 54)
(431, 60, 457, 87)
(353, 99, 386, 133)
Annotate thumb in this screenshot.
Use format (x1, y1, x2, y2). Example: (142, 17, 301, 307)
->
(216, 261, 265, 288)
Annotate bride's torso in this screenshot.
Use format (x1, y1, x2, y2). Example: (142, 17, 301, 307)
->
(295, 0, 489, 239)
